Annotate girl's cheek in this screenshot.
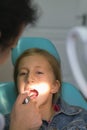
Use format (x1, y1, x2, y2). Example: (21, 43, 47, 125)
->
(17, 82, 24, 93)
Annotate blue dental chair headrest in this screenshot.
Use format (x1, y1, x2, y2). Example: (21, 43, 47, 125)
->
(11, 37, 60, 65)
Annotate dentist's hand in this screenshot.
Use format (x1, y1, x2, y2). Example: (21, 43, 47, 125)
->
(9, 93, 42, 130)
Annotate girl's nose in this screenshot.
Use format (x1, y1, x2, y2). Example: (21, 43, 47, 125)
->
(24, 73, 34, 84)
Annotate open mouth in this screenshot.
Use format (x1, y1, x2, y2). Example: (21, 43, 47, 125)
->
(29, 89, 39, 97)
(23, 89, 39, 104)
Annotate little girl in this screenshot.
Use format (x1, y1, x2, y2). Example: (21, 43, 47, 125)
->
(5, 48, 87, 130)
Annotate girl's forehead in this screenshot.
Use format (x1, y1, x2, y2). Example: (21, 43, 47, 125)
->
(18, 54, 52, 70)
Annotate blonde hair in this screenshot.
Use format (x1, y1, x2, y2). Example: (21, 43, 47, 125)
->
(14, 48, 62, 103)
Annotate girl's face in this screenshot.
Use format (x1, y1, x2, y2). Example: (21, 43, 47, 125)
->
(17, 54, 59, 107)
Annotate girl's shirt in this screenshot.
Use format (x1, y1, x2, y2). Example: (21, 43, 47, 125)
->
(4, 98, 87, 130)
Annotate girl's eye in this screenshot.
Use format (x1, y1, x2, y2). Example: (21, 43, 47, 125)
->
(36, 71, 44, 74)
(18, 72, 28, 76)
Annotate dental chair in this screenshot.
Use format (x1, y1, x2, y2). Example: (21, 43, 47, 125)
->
(0, 37, 87, 115)
(11, 37, 60, 65)
(62, 82, 87, 110)
(0, 82, 17, 114)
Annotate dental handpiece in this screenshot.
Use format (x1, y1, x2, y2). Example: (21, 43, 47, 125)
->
(23, 95, 33, 104)
(24, 96, 30, 104)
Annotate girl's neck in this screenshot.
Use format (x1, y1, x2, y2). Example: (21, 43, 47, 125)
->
(40, 103, 55, 122)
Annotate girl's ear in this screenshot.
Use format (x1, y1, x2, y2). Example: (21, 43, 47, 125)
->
(51, 80, 60, 94)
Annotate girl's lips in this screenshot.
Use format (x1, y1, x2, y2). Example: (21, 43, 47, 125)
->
(24, 88, 39, 96)
(29, 89, 39, 100)
(29, 89, 39, 97)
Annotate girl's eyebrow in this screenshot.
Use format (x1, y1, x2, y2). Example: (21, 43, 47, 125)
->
(18, 67, 28, 71)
